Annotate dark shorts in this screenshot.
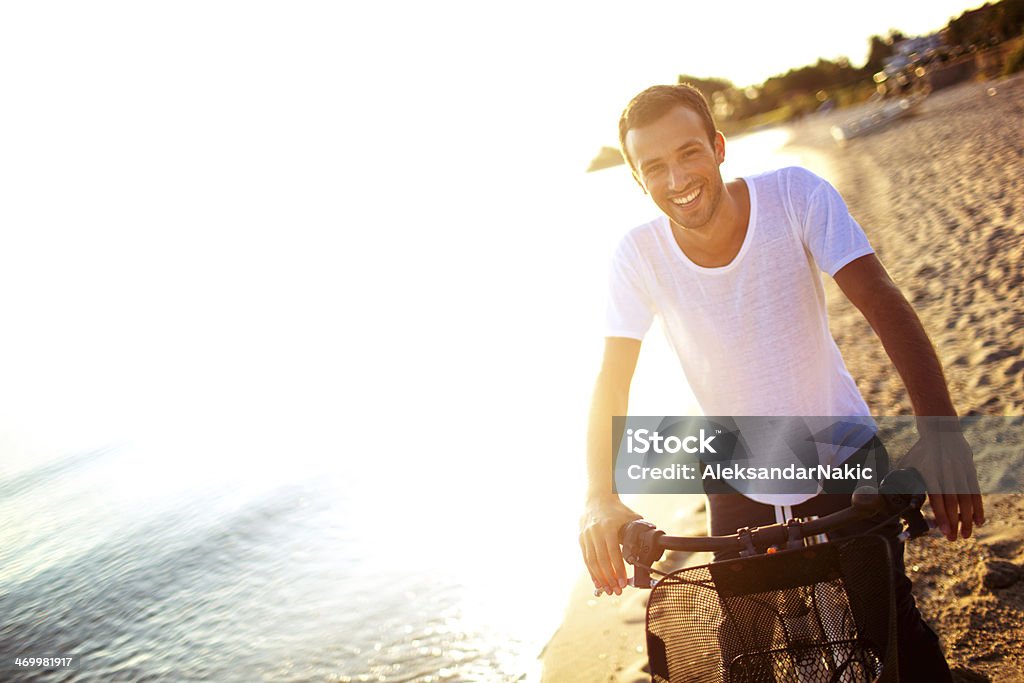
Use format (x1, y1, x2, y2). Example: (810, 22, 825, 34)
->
(705, 437, 952, 682)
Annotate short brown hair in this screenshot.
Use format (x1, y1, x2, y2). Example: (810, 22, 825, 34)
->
(618, 84, 717, 172)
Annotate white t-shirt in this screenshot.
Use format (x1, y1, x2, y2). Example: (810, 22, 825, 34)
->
(606, 166, 876, 504)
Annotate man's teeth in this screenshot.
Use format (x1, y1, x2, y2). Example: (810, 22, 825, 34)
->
(672, 188, 701, 205)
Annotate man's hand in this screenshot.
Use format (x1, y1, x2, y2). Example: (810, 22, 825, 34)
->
(901, 427, 985, 541)
(579, 495, 642, 596)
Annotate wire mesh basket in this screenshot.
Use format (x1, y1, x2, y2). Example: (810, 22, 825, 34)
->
(645, 535, 898, 683)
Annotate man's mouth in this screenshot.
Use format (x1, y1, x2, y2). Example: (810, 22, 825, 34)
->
(670, 186, 702, 207)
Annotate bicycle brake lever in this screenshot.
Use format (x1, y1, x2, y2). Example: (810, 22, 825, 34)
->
(879, 468, 930, 539)
(901, 507, 931, 539)
(620, 521, 665, 589)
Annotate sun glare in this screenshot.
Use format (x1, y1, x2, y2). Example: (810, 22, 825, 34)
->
(1, 1, 999, 679)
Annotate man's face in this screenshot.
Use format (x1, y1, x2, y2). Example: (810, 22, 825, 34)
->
(624, 106, 726, 230)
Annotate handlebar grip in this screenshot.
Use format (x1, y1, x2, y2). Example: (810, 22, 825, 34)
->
(853, 468, 928, 515)
(851, 485, 883, 515)
(620, 521, 665, 563)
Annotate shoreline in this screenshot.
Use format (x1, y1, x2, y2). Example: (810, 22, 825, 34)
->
(539, 495, 708, 683)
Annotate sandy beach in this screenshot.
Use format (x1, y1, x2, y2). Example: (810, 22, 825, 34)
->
(541, 74, 1024, 682)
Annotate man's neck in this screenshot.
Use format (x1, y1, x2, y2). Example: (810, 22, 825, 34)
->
(671, 178, 750, 268)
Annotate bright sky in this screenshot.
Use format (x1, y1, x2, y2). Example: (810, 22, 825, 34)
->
(0, 0, 987, 460)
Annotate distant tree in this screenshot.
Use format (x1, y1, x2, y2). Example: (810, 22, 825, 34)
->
(757, 76, 786, 112)
(675, 74, 734, 102)
(865, 34, 894, 73)
(948, 6, 986, 46)
(1007, 0, 1024, 36)
(745, 58, 861, 105)
(948, 0, 1024, 47)
(988, 0, 1024, 40)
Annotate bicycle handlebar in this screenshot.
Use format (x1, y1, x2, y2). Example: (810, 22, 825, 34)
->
(618, 468, 929, 590)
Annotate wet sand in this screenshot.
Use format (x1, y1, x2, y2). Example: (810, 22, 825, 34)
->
(540, 74, 1024, 682)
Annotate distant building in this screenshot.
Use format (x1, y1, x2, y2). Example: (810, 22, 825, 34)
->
(882, 33, 949, 75)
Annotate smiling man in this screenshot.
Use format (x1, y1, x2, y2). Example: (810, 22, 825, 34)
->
(578, 83, 983, 682)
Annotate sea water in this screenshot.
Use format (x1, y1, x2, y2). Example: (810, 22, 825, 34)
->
(0, 436, 567, 682)
(0, 127, 804, 682)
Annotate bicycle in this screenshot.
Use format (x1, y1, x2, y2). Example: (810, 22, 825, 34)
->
(609, 468, 931, 683)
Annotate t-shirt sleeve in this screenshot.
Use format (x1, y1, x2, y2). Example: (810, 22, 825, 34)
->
(796, 170, 875, 277)
(605, 236, 654, 340)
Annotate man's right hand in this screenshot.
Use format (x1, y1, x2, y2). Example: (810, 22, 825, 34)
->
(900, 425, 985, 541)
(579, 495, 642, 596)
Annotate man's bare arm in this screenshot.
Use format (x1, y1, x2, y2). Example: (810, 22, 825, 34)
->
(834, 254, 954, 415)
(833, 254, 984, 539)
(580, 337, 643, 595)
(585, 338, 641, 498)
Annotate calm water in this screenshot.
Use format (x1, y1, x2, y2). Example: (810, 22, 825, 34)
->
(0, 129, 805, 682)
(0, 439, 559, 682)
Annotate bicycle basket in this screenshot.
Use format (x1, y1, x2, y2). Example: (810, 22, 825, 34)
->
(645, 535, 897, 683)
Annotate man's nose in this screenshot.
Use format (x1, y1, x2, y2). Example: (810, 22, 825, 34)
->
(667, 164, 687, 191)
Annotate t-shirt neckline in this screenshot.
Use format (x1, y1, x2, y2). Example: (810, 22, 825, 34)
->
(660, 176, 758, 274)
